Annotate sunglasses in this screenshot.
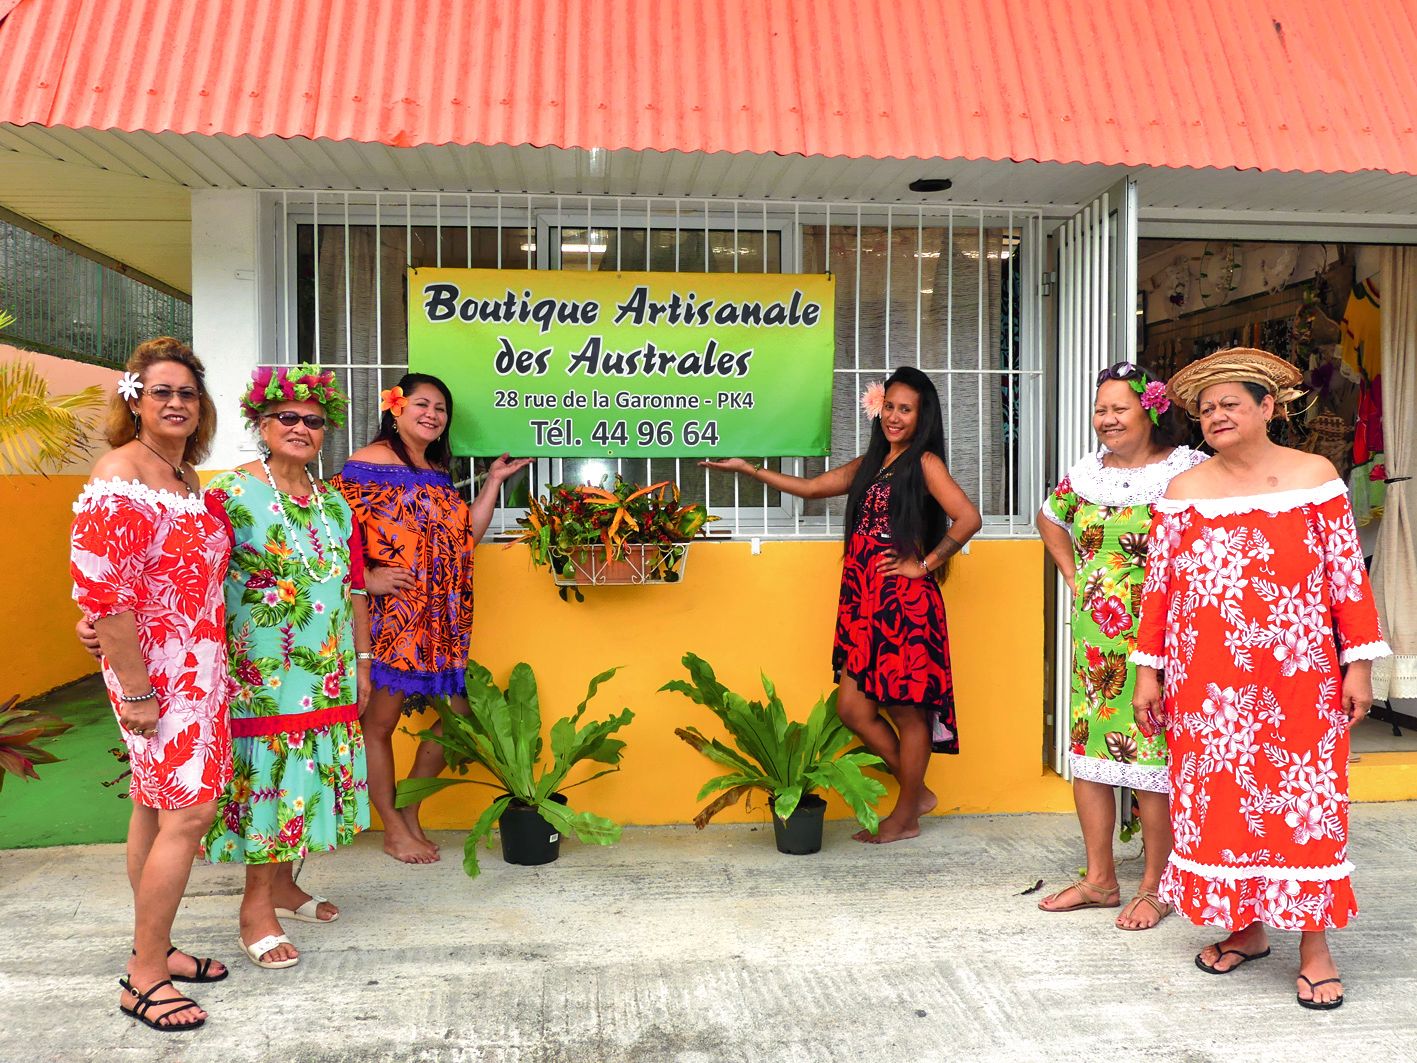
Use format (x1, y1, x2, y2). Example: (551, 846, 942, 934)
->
(264, 411, 328, 430)
(1095, 362, 1147, 386)
(145, 386, 201, 403)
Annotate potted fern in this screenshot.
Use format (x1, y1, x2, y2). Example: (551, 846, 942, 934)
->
(661, 653, 887, 854)
(394, 660, 634, 878)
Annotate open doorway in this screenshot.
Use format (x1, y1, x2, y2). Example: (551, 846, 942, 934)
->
(1135, 238, 1413, 754)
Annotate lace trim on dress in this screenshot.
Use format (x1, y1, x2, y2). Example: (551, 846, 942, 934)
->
(1070, 754, 1170, 794)
(1153, 478, 1349, 518)
(1056, 446, 1207, 509)
(1168, 852, 1354, 883)
(1340, 640, 1392, 665)
(73, 477, 208, 515)
(1129, 651, 1166, 670)
(339, 459, 453, 488)
(1037, 505, 1069, 529)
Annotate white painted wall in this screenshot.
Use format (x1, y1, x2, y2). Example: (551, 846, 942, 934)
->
(191, 189, 267, 469)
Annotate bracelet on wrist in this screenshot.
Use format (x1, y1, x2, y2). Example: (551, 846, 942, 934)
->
(356, 652, 375, 661)
(118, 689, 156, 703)
(349, 588, 369, 597)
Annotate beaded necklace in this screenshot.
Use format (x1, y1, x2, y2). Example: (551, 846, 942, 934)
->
(259, 458, 341, 584)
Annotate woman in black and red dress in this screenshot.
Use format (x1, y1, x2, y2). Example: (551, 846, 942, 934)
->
(705, 366, 981, 842)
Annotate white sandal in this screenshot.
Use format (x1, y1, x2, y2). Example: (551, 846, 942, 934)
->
(274, 895, 338, 924)
(240, 933, 299, 969)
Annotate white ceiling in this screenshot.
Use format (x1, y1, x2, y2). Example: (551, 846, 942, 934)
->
(5, 126, 1417, 294)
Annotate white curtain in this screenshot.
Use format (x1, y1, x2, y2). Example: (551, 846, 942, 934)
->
(1371, 247, 1417, 699)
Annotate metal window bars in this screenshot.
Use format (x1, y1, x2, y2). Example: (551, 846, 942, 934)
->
(272, 191, 1044, 540)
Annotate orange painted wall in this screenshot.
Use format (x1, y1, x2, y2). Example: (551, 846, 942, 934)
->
(399, 538, 1072, 828)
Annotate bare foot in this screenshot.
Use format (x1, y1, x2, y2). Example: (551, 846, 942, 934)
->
(859, 811, 922, 844)
(238, 909, 298, 965)
(382, 828, 438, 864)
(401, 808, 440, 851)
(1297, 934, 1344, 1007)
(1197, 923, 1270, 972)
(918, 789, 938, 816)
(119, 975, 207, 1028)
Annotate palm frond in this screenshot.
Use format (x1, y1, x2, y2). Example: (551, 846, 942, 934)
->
(0, 358, 105, 475)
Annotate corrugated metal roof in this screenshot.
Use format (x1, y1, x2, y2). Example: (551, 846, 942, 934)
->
(2, 0, 1417, 175)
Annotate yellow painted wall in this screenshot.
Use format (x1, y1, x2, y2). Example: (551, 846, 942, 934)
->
(2, 346, 114, 701)
(3, 473, 102, 699)
(401, 538, 1074, 828)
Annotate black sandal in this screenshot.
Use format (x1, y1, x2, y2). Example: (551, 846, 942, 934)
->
(131, 945, 229, 983)
(117, 976, 207, 1032)
(1194, 943, 1272, 974)
(1297, 975, 1345, 1010)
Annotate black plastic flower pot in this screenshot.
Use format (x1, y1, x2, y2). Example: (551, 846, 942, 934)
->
(771, 793, 827, 855)
(499, 793, 569, 866)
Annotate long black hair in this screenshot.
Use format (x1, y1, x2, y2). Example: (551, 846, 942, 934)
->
(842, 365, 949, 559)
(373, 372, 454, 469)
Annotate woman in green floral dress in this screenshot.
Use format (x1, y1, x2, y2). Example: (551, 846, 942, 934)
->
(1035, 363, 1205, 930)
(202, 366, 371, 969)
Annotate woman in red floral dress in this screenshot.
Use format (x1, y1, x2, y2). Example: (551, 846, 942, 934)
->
(1134, 348, 1390, 1012)
(70, 338, 232, 1032)
(705, 366, 981, 843)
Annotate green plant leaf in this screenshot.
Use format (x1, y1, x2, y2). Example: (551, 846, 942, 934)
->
(771, 782, 804, 822)
(694, 771, 768, 802)
(462, 794, 513, 878)
(393, 775, 471, 809)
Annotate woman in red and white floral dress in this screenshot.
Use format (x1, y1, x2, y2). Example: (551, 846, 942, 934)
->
(70, 338, 232, 1033)
(1133, 348, 1390, 1012)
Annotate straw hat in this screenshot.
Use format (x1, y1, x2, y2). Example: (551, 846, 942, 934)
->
(1167, 347, 1305, 415)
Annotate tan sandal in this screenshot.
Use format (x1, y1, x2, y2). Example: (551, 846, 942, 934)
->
(1037, 879, 1121, 912)
(1116, 889, 1171, 930)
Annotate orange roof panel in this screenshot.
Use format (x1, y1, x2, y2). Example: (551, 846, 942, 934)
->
(2, 0, 1416, 175)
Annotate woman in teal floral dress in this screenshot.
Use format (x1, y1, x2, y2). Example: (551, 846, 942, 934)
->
(202, 366, 371, 969)
(1035, 363, 1205, 929)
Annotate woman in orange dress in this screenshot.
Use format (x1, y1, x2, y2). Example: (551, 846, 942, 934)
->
(332, 373, 528, 863)
(1133, 348, 1390, 1012)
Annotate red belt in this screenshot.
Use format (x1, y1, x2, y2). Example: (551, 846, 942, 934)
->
(230, 703, 359, 738)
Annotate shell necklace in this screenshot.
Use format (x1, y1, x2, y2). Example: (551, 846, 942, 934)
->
(260, 458, 341, 584)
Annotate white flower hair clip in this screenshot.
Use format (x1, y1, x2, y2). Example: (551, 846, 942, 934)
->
(860, 380, 886, 420)
(117, 372, 143, 401)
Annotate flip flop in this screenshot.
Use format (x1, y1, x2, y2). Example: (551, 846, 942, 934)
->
(131, 945, 228, 983)
(274, 895, 339, 924)
(117, 976, 206, 1032)
(1037, 879, 1121, 912)
(1116, 890, 1171, 931)
(1297, 975, 1345, 1011)
(1195, 943, 1272, 974)
(240, 933, 299, 970)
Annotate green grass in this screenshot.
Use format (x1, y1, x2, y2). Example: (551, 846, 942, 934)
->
(0, 676, 131, 848)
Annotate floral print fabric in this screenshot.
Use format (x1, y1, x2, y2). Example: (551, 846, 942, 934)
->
(1043, 447, 1205, 792)
(70, 479, 233, 809)
(200, 470, 369, 864)
(1134, 481, 1391, 931)
(332, 461, 473, 697)
(833, 466, 957, 753)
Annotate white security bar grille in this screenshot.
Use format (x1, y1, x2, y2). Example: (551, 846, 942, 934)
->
(269, 192, 1044, 540)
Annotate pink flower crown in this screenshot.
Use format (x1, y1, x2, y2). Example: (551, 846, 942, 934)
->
(241, 364, 348, 427)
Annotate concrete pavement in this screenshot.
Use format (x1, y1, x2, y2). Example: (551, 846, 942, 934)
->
(2, 804, 1415, 1062)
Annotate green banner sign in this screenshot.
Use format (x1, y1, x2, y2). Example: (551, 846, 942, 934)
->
(407, 268, 835, 457)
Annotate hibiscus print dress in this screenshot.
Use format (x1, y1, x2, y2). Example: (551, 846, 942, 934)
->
(70, 479, 233, 810)
(200, 470, 370, 864)
(832, 464, 957, 753)
(1133, 480, 1390, 931)
(1040, 446, 1205, 792)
